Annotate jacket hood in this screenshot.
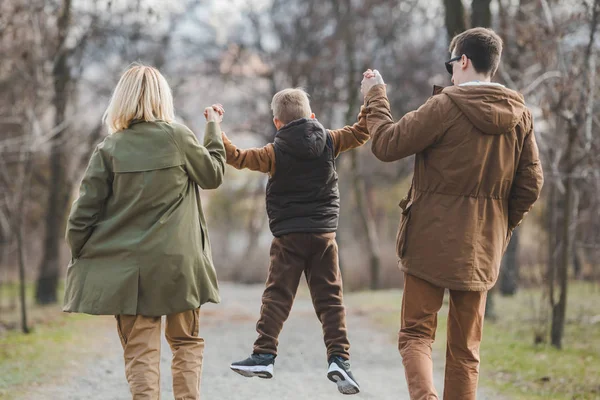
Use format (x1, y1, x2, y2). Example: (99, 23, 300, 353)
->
(442, 85, 526, 135)
(274, 118, 327, 159)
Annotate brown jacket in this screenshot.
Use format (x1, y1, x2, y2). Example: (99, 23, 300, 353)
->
(365, 84, 543, 291)
(222, 106, 370, 174)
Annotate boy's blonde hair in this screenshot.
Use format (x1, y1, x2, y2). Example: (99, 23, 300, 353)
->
(103, 63, 175, 133)
(271, 88, 312, 125)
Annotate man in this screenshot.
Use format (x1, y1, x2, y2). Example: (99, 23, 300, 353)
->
(360, 27, 543, 400)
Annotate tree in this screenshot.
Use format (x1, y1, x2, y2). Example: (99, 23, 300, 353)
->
(471, 0, 492, 27)
(33, 0, 214, 304)
(0, 127, 37, 335)
(335, 0, 382, 289)
(501, 0, 600, 348)
(35, 0, 74, 305)
(0, 0, 57, 331)
(499, 228, 519, 295)
(548, 0, 599, 349)
(444, 0, 467, 40)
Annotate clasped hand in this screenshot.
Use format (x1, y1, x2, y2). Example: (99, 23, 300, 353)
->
(360, 69, 385, 98)
(204, 104, 225, 123)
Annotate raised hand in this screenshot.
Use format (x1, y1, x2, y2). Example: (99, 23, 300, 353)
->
(361, 69, 385, 98)
(204, 103, 225, 123)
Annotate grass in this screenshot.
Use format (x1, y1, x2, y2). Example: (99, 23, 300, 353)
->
(346, 281, 600, 400)
(0, 282, 114, 400)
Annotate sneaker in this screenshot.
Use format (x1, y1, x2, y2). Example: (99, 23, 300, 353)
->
(327, 356, 360, 395)
(230, 353, 275, 379)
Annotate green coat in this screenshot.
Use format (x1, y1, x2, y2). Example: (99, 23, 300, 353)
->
(63, 120, 225, 316)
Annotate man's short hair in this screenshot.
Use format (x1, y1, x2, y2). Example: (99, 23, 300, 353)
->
(271, 88, 312, 125)
(449, 27, 503, 77)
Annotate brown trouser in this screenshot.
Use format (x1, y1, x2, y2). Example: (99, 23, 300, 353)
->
(254, 232, 350, 360)
(399, 273, 487, 400)
(115, 309, 204, 400)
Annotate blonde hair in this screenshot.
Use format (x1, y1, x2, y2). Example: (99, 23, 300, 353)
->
(103, 63, 175, 133)
(271, 88, 312, 125)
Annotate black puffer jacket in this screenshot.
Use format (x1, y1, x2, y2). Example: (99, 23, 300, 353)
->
(266, 118, 339, 237)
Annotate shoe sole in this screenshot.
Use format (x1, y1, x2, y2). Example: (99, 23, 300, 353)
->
(327, 364, 360, 395)
(230, 364, 274, 379)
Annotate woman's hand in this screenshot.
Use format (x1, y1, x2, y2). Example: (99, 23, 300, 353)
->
(204, 104, 224, 123)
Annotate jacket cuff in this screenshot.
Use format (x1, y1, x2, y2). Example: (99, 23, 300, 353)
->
(365, 84, 387, 105)
(206, 121, 221, 133)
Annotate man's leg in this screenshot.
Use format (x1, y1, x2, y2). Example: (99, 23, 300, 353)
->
(398, 273, 445, 400)
(165, 308, 204, 400)
(443, 289, 487, 400)
(304, 233, 349, 361)
(253, 234, 307, 356)
(116, 314, 162, 400)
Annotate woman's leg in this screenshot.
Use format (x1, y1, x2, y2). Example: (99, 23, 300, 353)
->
(115, 315, 162, 399)
(165, 308, 204, 400)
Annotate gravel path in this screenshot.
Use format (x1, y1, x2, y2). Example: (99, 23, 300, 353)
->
(21, 283, 495, 399)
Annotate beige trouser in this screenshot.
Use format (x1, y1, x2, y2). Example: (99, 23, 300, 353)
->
(115, 308, 204, 400)
(399, 274, 487, 400)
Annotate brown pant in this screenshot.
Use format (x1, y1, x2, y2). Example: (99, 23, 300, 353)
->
(254, 232, 350, 360)
(399, 273, 487, 400)
(116, 309, 204, 400)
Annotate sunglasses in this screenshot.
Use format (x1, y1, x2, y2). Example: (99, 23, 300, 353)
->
(445, 55, 468, 75)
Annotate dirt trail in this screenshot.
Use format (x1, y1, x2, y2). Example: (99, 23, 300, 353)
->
(21, 283, 496, 399)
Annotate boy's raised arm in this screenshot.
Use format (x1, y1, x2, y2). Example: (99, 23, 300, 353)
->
(328, 106, 370, 157)
(222, 132, 276, 176)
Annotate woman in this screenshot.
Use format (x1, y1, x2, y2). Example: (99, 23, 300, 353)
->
(63, 64, 225, 399)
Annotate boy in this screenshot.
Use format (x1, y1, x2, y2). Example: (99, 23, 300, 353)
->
(222, 88, 369, 395)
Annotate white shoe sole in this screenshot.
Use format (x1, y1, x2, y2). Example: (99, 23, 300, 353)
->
(230, 363, 274, 379)
(327, 363, 360, 395)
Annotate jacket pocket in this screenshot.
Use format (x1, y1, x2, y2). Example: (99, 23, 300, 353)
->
(396, 201, 413, 258)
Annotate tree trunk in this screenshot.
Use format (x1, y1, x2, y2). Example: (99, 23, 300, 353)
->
(573, 248, 582, 279)
(36, 0, 73, 305)
(472, 0, 497, 317)
(350, 151, 381, 290)
(471, 0, 492, 27)
(444, 0, 467, 42)
(234, 181, 267, 282)
(17, 218, 29, 334)
(17, 128, 34, 334)
(551, 126, 576, 349)
(546, 166, 557, 345)
(342, 2, 381, 290)
(499, 227, 520, 295)
(0, 222, 8, 311)
(484, 287, 497, 320)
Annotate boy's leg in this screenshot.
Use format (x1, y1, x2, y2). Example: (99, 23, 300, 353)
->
(165, 308, 204, 400)
(115, 314, 162, 400)
(305, 233, 359, 395)
(253, 234, 307, 355)
(304, 233, 349, 360)
(398, 273, 445, 400)
(443, 289, 487, 400)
